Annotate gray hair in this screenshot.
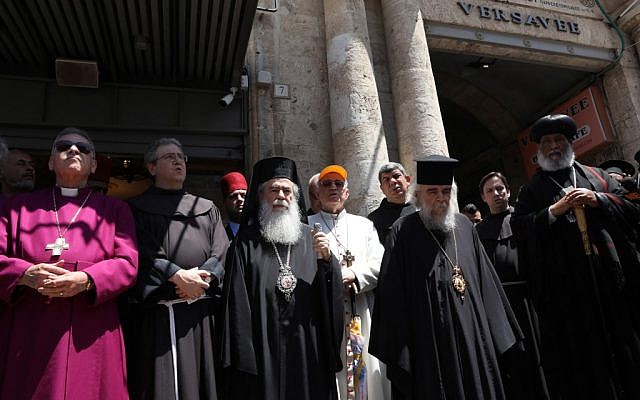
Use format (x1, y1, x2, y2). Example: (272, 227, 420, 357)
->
(144, 137, 184, 165)
(378, 162, 407, 183)
(52, 127, 95, 158)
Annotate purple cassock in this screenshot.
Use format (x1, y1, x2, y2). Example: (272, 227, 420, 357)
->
(0, 186, 138, 400)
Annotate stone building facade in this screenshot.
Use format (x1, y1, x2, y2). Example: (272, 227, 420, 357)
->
(245, 0, 640, 214)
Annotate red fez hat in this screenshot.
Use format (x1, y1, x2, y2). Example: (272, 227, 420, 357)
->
(220, 172, 248, 197)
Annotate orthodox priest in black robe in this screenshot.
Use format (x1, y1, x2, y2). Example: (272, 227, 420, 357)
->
(476, 172, 549, 400)
(123, 138, 230, 400)
(512, 114, 640, 400)
(370, 155, 522, 400)
(220, 157, 344, 400)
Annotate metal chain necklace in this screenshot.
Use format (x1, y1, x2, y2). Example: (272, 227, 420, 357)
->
(319, 211, 355, 267)
(547, 166, 578, 223)
(426, 228, 467, 301)
(46, 188, 92, 256)
(271, 241, 297, 302)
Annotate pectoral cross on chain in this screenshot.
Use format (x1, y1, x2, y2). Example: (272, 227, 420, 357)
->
(342, 249, 355, 267)
(45, 237, 69, 256)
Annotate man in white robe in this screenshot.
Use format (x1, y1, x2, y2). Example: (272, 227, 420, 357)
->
(308, 164, 390, 400)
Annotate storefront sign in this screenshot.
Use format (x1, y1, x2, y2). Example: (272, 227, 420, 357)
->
(458, 1, 581, 34)
(517, 84, 615, 177)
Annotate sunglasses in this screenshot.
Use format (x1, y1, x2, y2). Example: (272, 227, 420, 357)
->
(319, 180, 345, 188)
(156, 153, 188, 163)
(54, 140, 93, 154)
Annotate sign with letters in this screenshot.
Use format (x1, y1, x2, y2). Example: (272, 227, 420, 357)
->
(457, 1, 582, 34)
(517, 84, 615, 177)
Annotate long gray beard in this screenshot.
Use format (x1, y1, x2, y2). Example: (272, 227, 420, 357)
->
(259, 200, 302, 245)
(419, 202, 456, 233)
(537, 147, 575, 172)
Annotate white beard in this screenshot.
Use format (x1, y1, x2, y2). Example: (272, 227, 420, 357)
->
(259, 198, 303, 244)
(419, 200, 456, 233)
(537, 147, 575, 172)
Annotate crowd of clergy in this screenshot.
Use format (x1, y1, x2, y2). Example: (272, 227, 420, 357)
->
(1, 112, 640, 400)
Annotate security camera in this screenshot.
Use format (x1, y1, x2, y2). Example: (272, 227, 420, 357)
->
(218, 87, 238, 107)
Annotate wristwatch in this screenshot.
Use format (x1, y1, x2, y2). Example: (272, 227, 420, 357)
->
(85, 275, 95, 291)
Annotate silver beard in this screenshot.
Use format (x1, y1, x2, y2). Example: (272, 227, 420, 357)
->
(259, 199, 303, 244)
(537, 147, 575, 172)
(419, 200, 457, 232)
(11, 179, 34, 192)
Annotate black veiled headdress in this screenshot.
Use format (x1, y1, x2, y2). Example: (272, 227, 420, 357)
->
(241, 156, 308, 229)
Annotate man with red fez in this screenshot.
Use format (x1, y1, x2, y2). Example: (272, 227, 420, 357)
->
(221, 157, 344, 399)
(370, 155, 522, 399)
(220, 171, 248, 239)
(308, 164, 390, 400)
(512, 114, 640, 399)
(0, 127, 138, 400)
(125, 137, 229, 400)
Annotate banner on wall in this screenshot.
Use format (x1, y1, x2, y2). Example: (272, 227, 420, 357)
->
(517, 84, 615, 178)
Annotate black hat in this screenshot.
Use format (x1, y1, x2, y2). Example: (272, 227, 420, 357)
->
(599, 159, 635, 177)
(530, 114, 576, 143)
(634, 149, 640, 165)
(241, 157, 307, 229)
(415, 155, 459, 185)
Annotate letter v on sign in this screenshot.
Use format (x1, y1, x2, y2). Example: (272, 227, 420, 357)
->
(458, 1, 475, 15)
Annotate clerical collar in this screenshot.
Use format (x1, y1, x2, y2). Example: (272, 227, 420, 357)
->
(319, 209, 346, 220)
(59, 187, 80, 197)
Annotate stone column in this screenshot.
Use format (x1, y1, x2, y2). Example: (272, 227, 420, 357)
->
(324, 0, 389, 215)
(380, 0, 448, 178)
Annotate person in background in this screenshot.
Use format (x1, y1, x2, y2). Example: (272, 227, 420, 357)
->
(476, 171, 549, 399)
(367, 162, 416, 243)
(307, 172, 321, 215)
(0, 149, 35, 199)
(220, 171, 248, 239)
(462, 203, 482, 224)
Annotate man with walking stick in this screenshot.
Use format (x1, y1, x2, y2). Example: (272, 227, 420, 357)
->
(512, 114, 640, 399)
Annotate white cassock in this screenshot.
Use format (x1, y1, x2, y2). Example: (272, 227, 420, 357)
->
(308, 210, 391, 400)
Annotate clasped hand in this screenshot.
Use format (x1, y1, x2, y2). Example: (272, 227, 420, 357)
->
(551, 188, 598, 216)
(20, 261, 89, 298)
(170, 269, 211, 301)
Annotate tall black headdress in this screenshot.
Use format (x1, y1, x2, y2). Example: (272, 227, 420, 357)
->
(415, 154, 459, 185)
(530, 114, 576, 143)
(241, 156, 308, 229)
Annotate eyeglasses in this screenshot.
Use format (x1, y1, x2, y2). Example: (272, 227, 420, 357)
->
(53, 140, 94, 154)
(319, 180, 345, 189)
(156, 153, 188, 163)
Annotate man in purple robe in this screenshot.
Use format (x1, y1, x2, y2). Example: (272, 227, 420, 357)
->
(0, 127, 138, 400)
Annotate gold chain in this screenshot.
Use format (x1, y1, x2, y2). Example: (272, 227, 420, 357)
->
(426, 228, 467, 301)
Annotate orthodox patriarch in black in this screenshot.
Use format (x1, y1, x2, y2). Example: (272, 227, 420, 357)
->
(370, 155, 522, 399)
(220, 157, 344, 400)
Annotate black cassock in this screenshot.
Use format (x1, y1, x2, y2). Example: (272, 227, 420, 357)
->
(220, 224, 344, 400)
(369, 212, 521, 400)
(367, 198, 416, 243)
(476, 208, 549, 400)
(512, 162, 640, 400)
(123, 187, 230, 400)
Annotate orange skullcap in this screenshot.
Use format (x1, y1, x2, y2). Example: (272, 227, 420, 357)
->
(319, 164, 347, 181)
